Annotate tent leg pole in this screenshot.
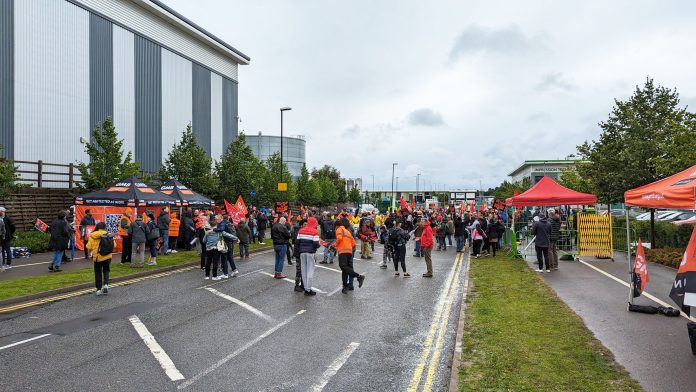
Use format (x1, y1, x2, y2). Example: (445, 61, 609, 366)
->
(626, 207, 633, 307)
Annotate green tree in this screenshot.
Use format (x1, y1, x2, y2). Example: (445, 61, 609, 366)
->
(216, 133, 265, 202)
(159, 123, 217, 195)
(489, 178, 532, 201)
(347, 187, 361, 205)
(296, 163, 311, 204)
(311, 165, 347, 203)
(577, 77, 696, 203)
(558, 167, 595, 195)
(256, 152, 296, 206)
(0, 145, 19, 198)
(317, 177, 338, 206)
(77, 117, 140, 191)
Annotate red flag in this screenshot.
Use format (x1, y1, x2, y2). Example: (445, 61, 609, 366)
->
(34, 218, 49, 233)
(224, 198, 234, 215)
(480, 202, 487, 212)
(400, 197, 408, 209)
(234, 195, 248, 216)
(632, 239, 649, 297)
(225, 196, 247, 225)
(670, 227, 696, 315)
(468, 200, 475, 214)
(410, 199, 415, 210)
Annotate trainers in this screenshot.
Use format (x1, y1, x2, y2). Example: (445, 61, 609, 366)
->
(422, 273, 433, 278)
(304, 290, 317, 296)
(147, 261, 157, 266)
(204, 276, 210, 280)
(535, 269, 543, 272)
(95, 289, 102, 296)
(546, 269, 551, 273)
(231, 270, 239, 277)
(171, 250, 178, 253)
(357, 275, 365, 288)
(319, 261, 327, 264)
(259, 242, 266, 245)
(102, 285, 109, 294)
(342, 287, 348, 294)
(212, 276, 221, 281)
(288, 261, 294, 265)
(294, 285, 304, 292)
(274, 273, 287, 279)
(220, 274, 229, 279)
(395, 272, 400, 276)
(403, 272, 411, 278)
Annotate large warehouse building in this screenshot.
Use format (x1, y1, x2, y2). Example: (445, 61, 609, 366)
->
(0, 0, 249, 174)
(246, 133, 306, 179)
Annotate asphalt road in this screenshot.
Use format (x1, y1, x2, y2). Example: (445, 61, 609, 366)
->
(0, 243, 467, 391)
(527, 253, 696, 392)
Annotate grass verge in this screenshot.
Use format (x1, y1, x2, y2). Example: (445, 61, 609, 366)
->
(459, 256, 643, 391)
(0, 243, 272, 301)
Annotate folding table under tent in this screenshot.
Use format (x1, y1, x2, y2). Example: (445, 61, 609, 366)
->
(505, 176, 598, 259)
(624, 164, 696, 307)
(73, 176, 177, 252)
(159, 179, 215, 208)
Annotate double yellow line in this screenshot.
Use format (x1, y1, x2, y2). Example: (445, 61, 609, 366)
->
(0, 267, 195, 314)
(408, 251, 464, 392)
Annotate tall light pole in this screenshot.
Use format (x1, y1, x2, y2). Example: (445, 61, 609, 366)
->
(371, 174, 375, 192)
(391, 163, 397, 212)
(279, 107, 292, 185)
(416, 173, 421, 204)
(396, 177, 399, 193)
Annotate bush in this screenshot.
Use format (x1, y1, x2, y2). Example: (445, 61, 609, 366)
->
(646, 247, 684, 268)
(613, 217, 693, 248)
(13, 230, 51, 253)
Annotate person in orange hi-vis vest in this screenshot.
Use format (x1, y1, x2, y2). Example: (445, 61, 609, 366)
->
(118, 208, 133, 264)
(331, 217, 365, 294)
(168, 212, 180, 253)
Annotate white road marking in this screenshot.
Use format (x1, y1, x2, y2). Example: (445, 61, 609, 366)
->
(0, 333, 51, 351)
(578, 259, 693, 321)
(258, 271, 327, 294)
(195, 268, 265, 289)
(327, 286, 344, 297)
(178, 310, 306, 389)
(5, 261, 52, 268)
(310, 342, 360, 392)
(128, 315, 185, 381)
(205, 288, 274, 322)
(315, 265, 341, 273)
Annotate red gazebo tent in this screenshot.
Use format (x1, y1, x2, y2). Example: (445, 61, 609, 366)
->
(506, 176, 597, 206)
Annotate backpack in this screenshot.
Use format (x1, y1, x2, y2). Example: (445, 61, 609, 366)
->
(98, 233, 115, 256)
(476, 225, 487, 238)
(216, 233, 228, 253)
(146, 222, 160, 241)
(322, 220, 335, 238)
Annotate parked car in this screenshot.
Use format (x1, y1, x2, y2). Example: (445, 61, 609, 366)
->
(636, 210, 679, 221)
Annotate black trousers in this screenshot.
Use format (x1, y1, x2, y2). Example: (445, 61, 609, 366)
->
(286, 243, 293, 263)
(488, 238, 498, 256)
(535, 246, 550, 270)
(205, 249, 221, 277)
(94, 259, 111, 290)
(220, 245, 237, 275)
(393, 245, 406, 272)
(338, 253, 360, 287)
(121, 236, 132, 263)
(258, 229, 265, 242)
(473, 239, 483, 256)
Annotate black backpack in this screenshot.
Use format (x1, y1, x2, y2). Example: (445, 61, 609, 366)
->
(323, 220, 335, 238)
(98, 233, 115, 256)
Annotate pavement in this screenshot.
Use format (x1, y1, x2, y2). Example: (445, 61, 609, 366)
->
(525, 251, 696, 392)
(0, 250, 118, 281)
(0, 242, 468, 391)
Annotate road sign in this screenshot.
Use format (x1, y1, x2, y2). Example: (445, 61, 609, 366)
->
(278, 182, 288, 192)
(250, 191, 257, 197)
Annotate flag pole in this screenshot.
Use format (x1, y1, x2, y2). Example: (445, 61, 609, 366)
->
(626, 207, 633, 307)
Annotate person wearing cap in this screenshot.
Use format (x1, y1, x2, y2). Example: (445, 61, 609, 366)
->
(119, 208, 133, 264)
(79, 209, 96, 260)
(0, 207, 16, 269)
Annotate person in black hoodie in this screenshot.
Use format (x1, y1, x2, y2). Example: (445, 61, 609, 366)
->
(48, 211, 70, 272)
(182, 211, 195, 251)
(532, 215, 552, 272)
(257, 212, 268, 244)
(271, 217, 291, 278)
(292, 216, 304, 291)
(454, 216, 466, 253)
(548, 209, 562, 270)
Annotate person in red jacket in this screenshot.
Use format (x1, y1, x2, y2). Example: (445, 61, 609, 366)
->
(420, 219, 435, 277)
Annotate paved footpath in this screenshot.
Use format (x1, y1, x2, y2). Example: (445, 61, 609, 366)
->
(527, 253, 696, 392)
(0, 243, 468, 391)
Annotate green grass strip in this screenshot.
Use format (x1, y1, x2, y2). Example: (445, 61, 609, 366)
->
(0, 243, 272, 301)
(459, 256, 642, 392)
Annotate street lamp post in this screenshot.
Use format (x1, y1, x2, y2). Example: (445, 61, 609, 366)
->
(391, 163, 398, 212)
(371, 174, 375, 193)
(279, 107, 292, 184)
(416, 173, 421, 204)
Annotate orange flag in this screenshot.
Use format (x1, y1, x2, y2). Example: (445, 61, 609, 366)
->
(632, 239, 649, 297)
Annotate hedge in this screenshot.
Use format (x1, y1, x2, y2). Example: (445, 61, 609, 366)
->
(646, 247, 684, 269)
(613, 217, 693, 249)
(13, 230, 51, 253)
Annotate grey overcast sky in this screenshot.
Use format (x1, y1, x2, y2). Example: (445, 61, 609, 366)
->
(162, 0, 696, 191)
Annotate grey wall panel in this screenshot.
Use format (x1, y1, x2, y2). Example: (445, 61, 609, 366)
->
(134, 36, 162, 172)
(222, 77, 238, 150)
(89, 13, 113, 132)
(0, 0, 13, 159)
(210, 72, 223, 161)
(161, 48, 192, 161)
(72, 0, 241, 80)
(14, 0, 90, 168)
(113, 25, 135, 158)
(192, 63, 211, 155)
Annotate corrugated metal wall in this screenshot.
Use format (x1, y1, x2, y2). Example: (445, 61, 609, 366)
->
(222, 78, 238, 150)
(113, 25, 136, 158)
(134, 35, 162, 172)
(161, 48, 192, 161)
(73, 0, 239, 81)
(14, 0, 90, 168)
(192, 63, 211, 155)
(210, 72, 223, 160)
(0, 0, 13, 159)
(89, 13, 113, 133)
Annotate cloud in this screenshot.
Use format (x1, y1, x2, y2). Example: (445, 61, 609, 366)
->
(406, 108, 444, 126)
(341, 125, 362, 137)
(536, 72, 575, 92)
(449, 25, 544, 60)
